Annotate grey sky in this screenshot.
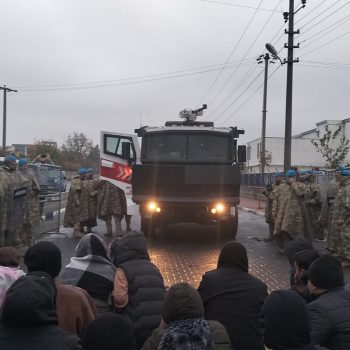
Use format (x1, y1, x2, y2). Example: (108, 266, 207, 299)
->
(1, 0, 349, 147)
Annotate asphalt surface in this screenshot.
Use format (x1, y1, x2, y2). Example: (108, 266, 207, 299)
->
(33, 210, 336, 291)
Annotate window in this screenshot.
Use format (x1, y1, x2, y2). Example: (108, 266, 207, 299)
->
(104, 135, 135, 159)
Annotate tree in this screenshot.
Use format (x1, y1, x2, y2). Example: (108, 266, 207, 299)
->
(27, 140, 64, 166)
(311, 123, 350, 169)
(259, 149, 272, 172)
(61, 132, 94, 155)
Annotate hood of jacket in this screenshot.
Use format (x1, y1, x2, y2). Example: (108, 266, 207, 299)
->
(1, 272, 58, 327)
(110, 231, 150, 265)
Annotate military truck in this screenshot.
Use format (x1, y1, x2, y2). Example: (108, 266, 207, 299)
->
(100, 105, 246, 239)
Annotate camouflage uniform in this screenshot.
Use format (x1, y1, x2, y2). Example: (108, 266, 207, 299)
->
(0, 167, 27, 249)
(263, 183, 280, 239)
(80, 177, 98, 232)
(19, 169, 41, 247)
(332, 176, 350, 263)
(63, 176, 89, 235)
(303, 176, 322, 239)
(97, 180, 127, 236)
(272, 181, 306, 239)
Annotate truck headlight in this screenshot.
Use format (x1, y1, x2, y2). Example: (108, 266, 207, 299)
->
(147, 201, 161, 213)
(211, 202, 226, 214)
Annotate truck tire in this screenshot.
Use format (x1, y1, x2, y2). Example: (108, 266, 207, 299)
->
(140, 216, 155, 238)
(219, 214, 238, 240)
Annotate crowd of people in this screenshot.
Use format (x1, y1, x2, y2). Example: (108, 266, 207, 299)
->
(63, 167, 131, 238)
(263, 167, 350, 267)
(0, 234, 349, 350)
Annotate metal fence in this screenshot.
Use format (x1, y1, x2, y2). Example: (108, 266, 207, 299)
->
(29, 164, 63, 235)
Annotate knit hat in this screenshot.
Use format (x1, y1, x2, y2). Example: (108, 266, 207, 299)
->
(81, 314, 136, 350)
(162, 283, 204, 323)
(78, 168, 88, 175)
(336, 166, 347, 172)
(300, 169, 313, 176)
(217, 241, 248, 272)
(340, 169, 350, 177)
(274, 172, 284, 178)
(307, 255, 344, 290)
(286, 169, 297, 177)
(24, 241, 62, 278)
(0, 247, 21, 267)
(4, 155, 16, 162)
(262, 290, 312, 349)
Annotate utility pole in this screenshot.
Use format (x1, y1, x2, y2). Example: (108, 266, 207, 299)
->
(257, 53, 274, 176)
(1, 85, 17, 151)
(283, 0, 306, 171)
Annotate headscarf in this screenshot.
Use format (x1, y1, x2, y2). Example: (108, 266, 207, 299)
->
(217, 241, 248, 272)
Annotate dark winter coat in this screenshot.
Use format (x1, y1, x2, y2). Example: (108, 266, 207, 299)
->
(0, 272, 80, 350)
(110, 231, 165, 349)
(198, 266, 267, 350)
(308, 287, 350, 350)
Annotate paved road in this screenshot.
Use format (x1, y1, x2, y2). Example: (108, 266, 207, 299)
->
(37, 210, 303, 291)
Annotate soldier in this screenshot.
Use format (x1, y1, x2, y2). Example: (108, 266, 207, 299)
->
(300, 170, 322, 240)
(263, 172, 284, 242)
(325, 166, 346, 254)
(333, 169, 350, 267)
(97, 180, 127, 237)
(63, 168, 89, 238)
(0, 156, 27, 249)
(81, 168, 98, 233)
(18, 159, 41, 248)
(272, 169, 306, 253)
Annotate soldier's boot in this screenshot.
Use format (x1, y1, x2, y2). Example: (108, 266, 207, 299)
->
(73, 223, 83, 238)
(114, 215, 123, 237)
(263, 223, 274, 242)
(104, 217, 113, 237)
(125, 215, 132, 232)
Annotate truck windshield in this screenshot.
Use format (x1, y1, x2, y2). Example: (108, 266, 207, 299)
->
(143, 132, 231, 162)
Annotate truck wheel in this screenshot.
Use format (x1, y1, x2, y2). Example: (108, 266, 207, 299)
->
(219, 215, 238, 240)
(141, 216, 155, 238)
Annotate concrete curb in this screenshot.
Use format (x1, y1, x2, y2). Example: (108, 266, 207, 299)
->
(238, 205, 265, 217)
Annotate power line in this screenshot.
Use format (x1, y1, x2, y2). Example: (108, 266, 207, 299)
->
(200, 0, 283, 12)
(219, 65, 281, 125)
(298, 63, 350, 71)
(300, 29, 350, 57)
(295, 0, 331, 25)
(198, 0, 265, 104)
(16, 60, 255, 92)
(208, 0, 282, 109)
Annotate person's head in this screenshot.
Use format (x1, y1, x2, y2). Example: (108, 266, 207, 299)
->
(24, 241, 62, 279)
(1, 271, 57, 327)
(39, 153, 48, 164)
(217, 241, 248, 272)
(262, 290, 312, 350)
(81, 314, 136, 350)
(162, 282, 204, 325)
(307, 255, 344, 295)
(4, 155, 17, 171)
(335, 166, 347, 181)
(286, 169, 297, 181)
(293, 250, 320, 286)
(340, 169, 350, 184)
(76, 233, 109, 260)
(18, 158, 28, 170)
(299, 169, 314, 182)
(109, 231, 150, 266)
(274, 172, 284, 185)
(86, 168, 93, 180)
(0, 247, 21, 267)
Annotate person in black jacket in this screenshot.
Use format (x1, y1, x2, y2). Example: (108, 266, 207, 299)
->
(0, 271, 80, 350)
(262, 290, 316, 350)
(109, 231, 166, 349)
(307, 254, 350, 350)
(198, 241, 268, 350)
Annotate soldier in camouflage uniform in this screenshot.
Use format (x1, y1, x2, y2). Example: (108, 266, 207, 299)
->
(332, 169, 350, 267)
(272, 169, 306, 253)
(97, 180, 127, 237)
(63, 168, 89, 238)
(0, 156, 27, 249)
(80, 168, 98, 233)
(18, 159, 41, 248)
(263, 172, 284, 242)
(300, 170, 322, 240)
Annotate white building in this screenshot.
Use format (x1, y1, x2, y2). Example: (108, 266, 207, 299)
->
(246, 118, 350, 173)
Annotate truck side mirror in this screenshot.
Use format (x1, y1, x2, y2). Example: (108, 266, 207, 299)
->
(122, 142, 132, 162)
(238, 145, 247, 163)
